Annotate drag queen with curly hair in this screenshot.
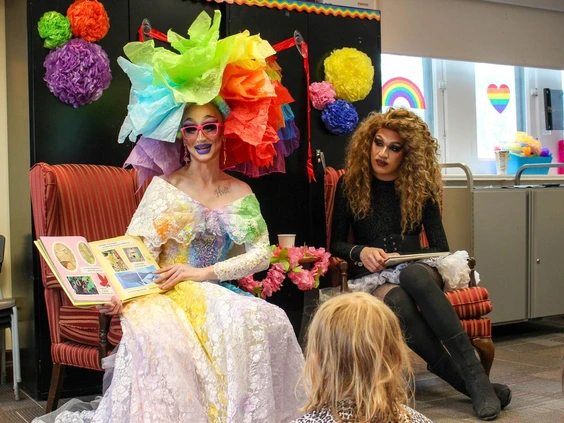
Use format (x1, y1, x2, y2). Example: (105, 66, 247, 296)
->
(331, 108, 511, 421)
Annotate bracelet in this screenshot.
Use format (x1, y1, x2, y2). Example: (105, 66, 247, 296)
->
(349, 245, 359, 261)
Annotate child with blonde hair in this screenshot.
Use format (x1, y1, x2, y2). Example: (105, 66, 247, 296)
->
(292, 292, 431, 423)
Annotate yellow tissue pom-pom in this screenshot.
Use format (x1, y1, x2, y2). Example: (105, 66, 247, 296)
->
(324, 47, 374, 102)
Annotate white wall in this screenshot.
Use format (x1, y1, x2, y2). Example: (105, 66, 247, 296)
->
(379, 0, 564, 70)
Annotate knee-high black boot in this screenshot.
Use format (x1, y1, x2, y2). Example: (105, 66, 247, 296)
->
(384, 286, 509, 415)
(428, 352, 512, 409)
(400, 264, 501, 420)
(442, 332, 501, 420)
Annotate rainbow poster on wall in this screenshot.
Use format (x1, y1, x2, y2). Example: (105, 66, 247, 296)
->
(382, 77, 426, 110)
(487, 84, 510, 114)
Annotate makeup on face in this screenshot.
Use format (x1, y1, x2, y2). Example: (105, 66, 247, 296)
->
(181, 120, 222, 155)
(373, 135, 404, 156)
(181, 106, 223, 157)
(370, 128, 405, 180)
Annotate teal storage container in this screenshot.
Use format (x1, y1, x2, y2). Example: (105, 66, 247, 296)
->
(507, 153, 552, 175)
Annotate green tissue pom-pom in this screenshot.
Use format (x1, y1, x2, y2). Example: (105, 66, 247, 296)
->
(38, 11, 72, 49)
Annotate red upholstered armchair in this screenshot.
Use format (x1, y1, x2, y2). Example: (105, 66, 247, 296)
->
(30, 163, 148, 412)
(324, 166, 495, 375)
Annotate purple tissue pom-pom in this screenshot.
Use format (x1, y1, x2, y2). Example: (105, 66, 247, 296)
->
(321, 100, 359, 135)
(44, 38, 112, 108)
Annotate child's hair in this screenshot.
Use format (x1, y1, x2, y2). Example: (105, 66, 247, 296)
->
(301, 292, 413, 423)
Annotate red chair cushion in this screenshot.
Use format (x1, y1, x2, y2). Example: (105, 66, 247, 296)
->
(460, 317, 492, 338)
(59, 306, 123, 346)
(445, 286, 493, 319)
(51, 342, 105, 371)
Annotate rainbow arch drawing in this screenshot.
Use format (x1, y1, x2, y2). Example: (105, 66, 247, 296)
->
(382, 77, 426, 110)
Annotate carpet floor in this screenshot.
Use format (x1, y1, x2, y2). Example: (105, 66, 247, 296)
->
(1, 317, 563, 422)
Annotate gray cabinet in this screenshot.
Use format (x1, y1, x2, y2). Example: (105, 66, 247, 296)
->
(443, 166, 564, 325)
(473, 189, 528, 324)
(530, 189, 564, 318)
(469, 187, 564, 324)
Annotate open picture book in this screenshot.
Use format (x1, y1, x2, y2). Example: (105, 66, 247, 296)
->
(34, 235, 162, 307)
(384, 251, 450, 267)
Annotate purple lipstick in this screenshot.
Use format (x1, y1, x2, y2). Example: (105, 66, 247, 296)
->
(195, 143, 212, 155)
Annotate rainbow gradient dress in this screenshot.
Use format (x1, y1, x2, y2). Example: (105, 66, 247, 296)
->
(35, 177, 305, 423)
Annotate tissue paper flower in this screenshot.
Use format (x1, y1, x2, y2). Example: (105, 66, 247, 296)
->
(321, 100, 359, 135)
(44, 38, 112, 108)
(37, 11, 72, 49)
(67, 0, 110, 42)
(324, 47, 374, 102)
(309, 81, 336, 110)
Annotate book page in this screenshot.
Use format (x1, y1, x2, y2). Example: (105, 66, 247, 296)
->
(384, 251, 450, 267)
(36, 237, 115, 306)
(88, 235, 162, 302)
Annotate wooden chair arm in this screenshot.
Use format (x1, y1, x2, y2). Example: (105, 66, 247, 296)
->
(338, 259, 349, 292)
(468, 257, 477, 287)
(329, 256, 349, 292)
(99, 313, 111, 367)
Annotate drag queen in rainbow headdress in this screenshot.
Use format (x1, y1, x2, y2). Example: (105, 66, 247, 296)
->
(33, 11, 305, 423)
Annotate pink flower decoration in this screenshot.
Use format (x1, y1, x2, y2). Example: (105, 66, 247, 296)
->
(288, 270, 316, 291)
(239, 275, 260, 293)
(239, 245, 331, 298)
(287, 247, 302, 269)
(307, 247, 331, 273)
(309, 81, 336, 110)
(261, 263, 285, 298)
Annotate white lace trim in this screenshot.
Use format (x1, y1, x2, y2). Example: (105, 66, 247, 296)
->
(347, 250, 477, 293)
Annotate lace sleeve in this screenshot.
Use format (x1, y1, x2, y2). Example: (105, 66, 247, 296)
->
(213, 196, 271, 281)
(214, 229, 270, 281)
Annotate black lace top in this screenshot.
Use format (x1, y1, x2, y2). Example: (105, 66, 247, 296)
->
(330, 177, 449, 279)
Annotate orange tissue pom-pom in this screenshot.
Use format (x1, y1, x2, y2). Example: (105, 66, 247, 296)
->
(67, 0, 110, 42)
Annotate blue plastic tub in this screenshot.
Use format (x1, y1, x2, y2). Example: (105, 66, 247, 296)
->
(507, 153, 553, 175)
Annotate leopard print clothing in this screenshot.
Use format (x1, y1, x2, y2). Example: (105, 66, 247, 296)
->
(290, 400, 432, 423)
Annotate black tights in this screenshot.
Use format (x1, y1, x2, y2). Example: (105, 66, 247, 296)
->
(383, 263, 465, 366)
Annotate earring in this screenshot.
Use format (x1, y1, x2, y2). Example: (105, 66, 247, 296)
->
(223, 140, 227, 166)
(184, 146, 190, 164)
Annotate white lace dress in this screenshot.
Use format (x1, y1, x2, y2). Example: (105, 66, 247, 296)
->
(33, 177, 305, 423)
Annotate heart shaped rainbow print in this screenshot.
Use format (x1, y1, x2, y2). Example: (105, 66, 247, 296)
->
(487, 84, 510, 114)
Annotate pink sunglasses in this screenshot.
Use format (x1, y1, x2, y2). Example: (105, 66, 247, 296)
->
(180, 122, 224, 141)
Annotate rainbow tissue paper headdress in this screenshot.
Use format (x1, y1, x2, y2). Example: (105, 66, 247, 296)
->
(118, 10, 299, 183)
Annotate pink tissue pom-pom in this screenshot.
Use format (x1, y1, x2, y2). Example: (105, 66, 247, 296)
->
(309, 81, 336, 110)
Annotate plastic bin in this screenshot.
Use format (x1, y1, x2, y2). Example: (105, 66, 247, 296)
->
(507, 153, 553, 175)
(558, 140, 564, 175)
